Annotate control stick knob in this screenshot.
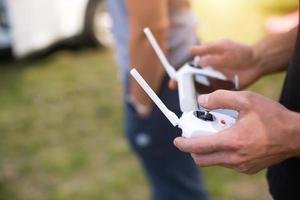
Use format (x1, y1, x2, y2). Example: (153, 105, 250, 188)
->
(194, 110, 215, 121)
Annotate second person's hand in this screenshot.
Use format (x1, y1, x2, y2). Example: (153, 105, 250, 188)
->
(191, 40, 263, 89)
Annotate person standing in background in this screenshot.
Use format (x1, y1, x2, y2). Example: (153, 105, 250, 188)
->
(107, 0, 209, 199)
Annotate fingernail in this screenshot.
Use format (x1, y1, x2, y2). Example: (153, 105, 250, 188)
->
(198, 95, 209, 106)
(173, 138, 179, 146)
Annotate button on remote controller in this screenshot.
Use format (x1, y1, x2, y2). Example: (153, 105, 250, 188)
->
(194, 110, 215, 121)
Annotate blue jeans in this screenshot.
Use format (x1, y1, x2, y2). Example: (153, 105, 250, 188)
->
(124, 74, 209, 200)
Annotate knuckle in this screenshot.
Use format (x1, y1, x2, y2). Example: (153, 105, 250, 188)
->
(209, 90, 226, 103)
(241, 91, 253, 100)
(241, 167, 257, 174)
(222, 142, 236, 151)
(223, 155, 240, 166)
(235, 164, 249, 174)
(232, 158, 245, 167)
(220, 136, 240, 151)
(223, 158, 234, 166)
(228, 153, 247, 166)
(239, 91, 254, 108)
(213, 89, 226, 97)
(233, 159, 258, 174)
(231, 140, 243, 151)
(245, 170, 257, 175)
(231, 135, 245, 150)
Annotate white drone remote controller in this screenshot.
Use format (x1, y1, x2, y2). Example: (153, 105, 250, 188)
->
(130, 68, 236, 138)
(144, 28, 239, 118)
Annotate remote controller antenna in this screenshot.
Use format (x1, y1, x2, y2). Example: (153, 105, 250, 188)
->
(144, 28, 177, 79)
(130, 68, 180, 126)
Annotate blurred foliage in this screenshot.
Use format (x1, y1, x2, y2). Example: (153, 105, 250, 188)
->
(261, 0, 298, 13)
(0, 0, 297, 199)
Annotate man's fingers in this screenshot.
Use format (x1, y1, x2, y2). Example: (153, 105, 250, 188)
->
(198, 90, 252, 112)
(191, 42, 224, 56)
(191, 152, 234, 167)
(168, 80, 177, 90)
(200, 55, 224, 68)
(174, 131, 236, 154)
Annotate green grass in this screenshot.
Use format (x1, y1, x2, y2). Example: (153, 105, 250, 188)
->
(0, 0, 296, 199)
(0, 49, 148, 200)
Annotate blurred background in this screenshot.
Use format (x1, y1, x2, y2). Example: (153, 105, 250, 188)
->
(0, 0, 298, 199)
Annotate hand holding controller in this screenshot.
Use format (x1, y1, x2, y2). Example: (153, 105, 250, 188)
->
(144, 28, 239, 119)
(144, 28, 238, 112)
(130, 68, 237, 138)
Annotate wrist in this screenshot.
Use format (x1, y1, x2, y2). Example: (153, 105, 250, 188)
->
(251, 43, 265, 78)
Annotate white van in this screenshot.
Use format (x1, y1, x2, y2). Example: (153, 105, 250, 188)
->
(0, 0, 112, 58)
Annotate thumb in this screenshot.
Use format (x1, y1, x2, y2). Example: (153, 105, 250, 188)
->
(198, 90, 251, 112)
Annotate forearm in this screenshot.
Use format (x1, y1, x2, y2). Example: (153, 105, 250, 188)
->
(126, 0, 169, 108)
(129, 26, 168, 106)
(252, 27, 298, 76)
